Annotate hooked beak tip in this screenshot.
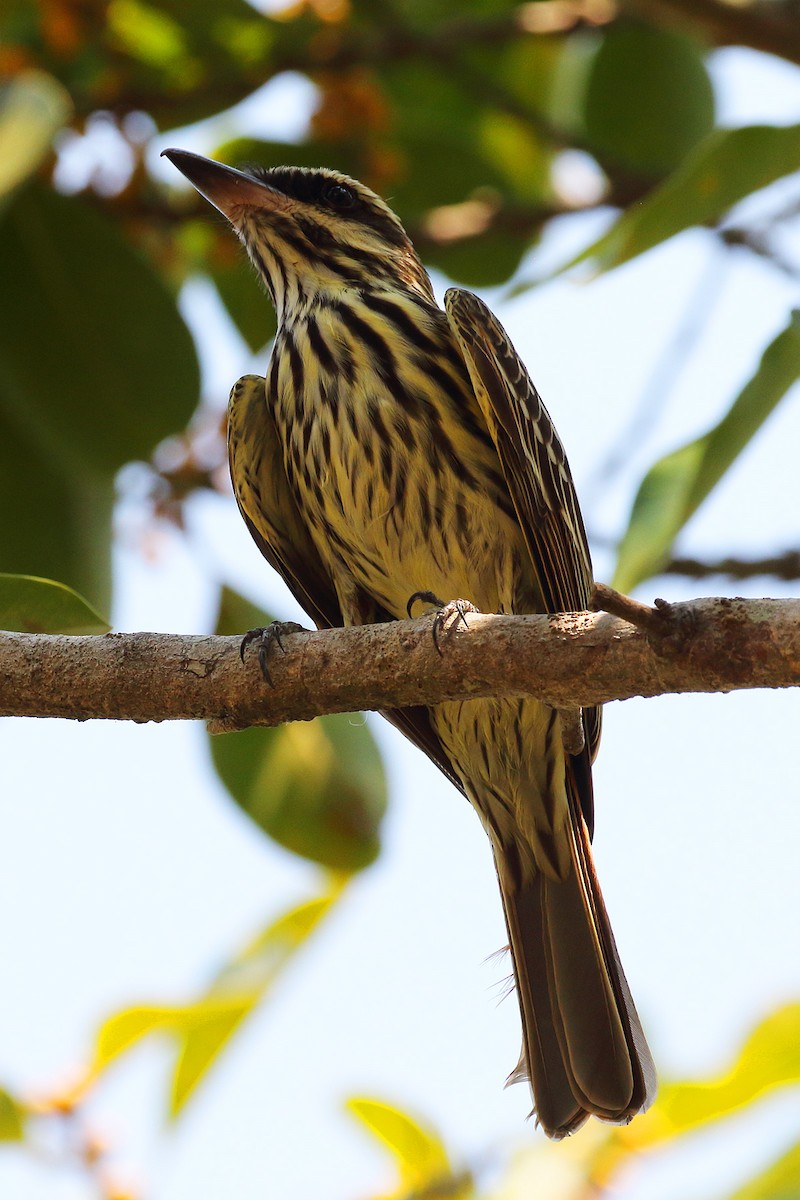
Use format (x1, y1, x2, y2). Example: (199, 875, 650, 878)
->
(161, 148, 286, 221)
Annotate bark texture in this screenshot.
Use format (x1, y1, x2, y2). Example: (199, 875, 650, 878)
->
(1, 594, 798, 729)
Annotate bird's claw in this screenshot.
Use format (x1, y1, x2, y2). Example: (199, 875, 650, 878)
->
(431, 599, 479, 654)
(239, 621, 306, 685)
(406, 589, 446, 618)
(406, 592, 479, 653)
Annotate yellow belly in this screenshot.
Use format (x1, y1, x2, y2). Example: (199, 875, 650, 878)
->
(298, 393, 531, 620)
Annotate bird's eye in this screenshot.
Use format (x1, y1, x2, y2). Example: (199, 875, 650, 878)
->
(322, 182, 357, 211)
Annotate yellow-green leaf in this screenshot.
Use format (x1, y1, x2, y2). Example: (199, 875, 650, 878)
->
(0, 1087, 25, 1141)
(210, 887, 344, 995)
(169, 1001, 251, 1116)
(0, 573, 109, 634)
(346, 1097, 452, 1190)
(94, 1004, 181, 1071)
(94, 994, 256, 1063)
(614, 311, 800, 591)
(107, 0, 190, 70)
(622, 1004, 800, 1150)
(0, 70, 71, 201)
(92, 883, 344, 1114)
(170, 884, 344, 1114)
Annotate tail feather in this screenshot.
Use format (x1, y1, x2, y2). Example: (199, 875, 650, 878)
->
(567, 781, 657, 1108)
(498, 782, 655, 1138)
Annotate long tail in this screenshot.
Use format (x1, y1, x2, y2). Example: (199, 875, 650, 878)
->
(497, 771, 656, 1138)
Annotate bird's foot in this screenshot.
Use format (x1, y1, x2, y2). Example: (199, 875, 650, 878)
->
(239, 621, 306, 685)
(406, 591, 480, 656)
(431, 599, 480, 654)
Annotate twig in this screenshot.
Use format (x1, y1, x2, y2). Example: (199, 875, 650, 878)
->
(663, 550, 800, 581)
(589, 583, 673, 636)
(719, 227, 800, 280)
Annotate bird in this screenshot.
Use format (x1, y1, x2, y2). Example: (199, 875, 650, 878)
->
(162, 147, 656, 1138)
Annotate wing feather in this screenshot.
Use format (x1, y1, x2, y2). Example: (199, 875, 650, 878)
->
(228, 374, 465, 794)
(444, 290, 601, 767)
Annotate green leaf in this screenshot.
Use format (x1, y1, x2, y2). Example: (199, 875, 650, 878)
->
(468, 32, 564, 134)
(0, 181, 199, 477)
(210, 256, 276, 353)
(0, 1087, 25, 1141)
(382, 59, 550, 202)
(622, 1003, 800, 1150)
(103, 0, 279, 128)
(346, 1097, 454, 1191)
(91, 882, 344, 1113)
(213, 585, 273, 642)
(0, 415, 114, 611)
(582, 23, 714, 176)
(0, 573, 109, 634)
(0, 70, 71, 201)
(614, 312, 800, 591)
(728, 1139, 800, 1200)
(378, 64, 496, 208)
(571, 123, 800, 275)
(211, 716, 387, 871)
(423, 219, 531, 288)
(478, 110, 550, 202)
(107, 0, 191, 72)
(209, 588, 387, 871)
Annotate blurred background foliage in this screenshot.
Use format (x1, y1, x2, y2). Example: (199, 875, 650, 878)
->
(1, 0, 800, 1196)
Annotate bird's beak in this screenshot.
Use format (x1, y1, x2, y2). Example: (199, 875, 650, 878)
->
(161, 148, 289, 221)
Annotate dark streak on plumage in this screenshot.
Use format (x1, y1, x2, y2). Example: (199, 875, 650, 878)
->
(418, 486, 431, 531)
(454, 500, 468, 542)
(283, 330, 303, 400)
(366, 292, 443, 357)
(333, 301, 393, 372)
(393, 470, 407, 519)
(326, 378, 340, 420)
(380, 442, 394, 493)
(306, 313, 336, 375)
(319, 419, 331, 465)
(301, 411, 314, 459)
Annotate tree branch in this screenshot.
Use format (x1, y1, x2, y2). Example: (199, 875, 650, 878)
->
(1, 595, 798, 729)
(629, 0, 800, 67)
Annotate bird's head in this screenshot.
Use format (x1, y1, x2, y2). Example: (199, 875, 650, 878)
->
(162, 149, 434, 318)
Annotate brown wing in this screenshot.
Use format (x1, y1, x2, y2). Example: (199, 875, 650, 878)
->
(444, 290, 601, 779)
(228, 374, 465, 795)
